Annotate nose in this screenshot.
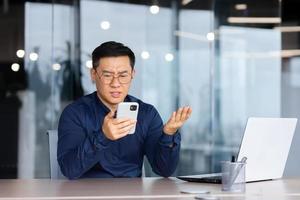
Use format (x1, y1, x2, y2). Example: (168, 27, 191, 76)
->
(109, 76, 121, 87)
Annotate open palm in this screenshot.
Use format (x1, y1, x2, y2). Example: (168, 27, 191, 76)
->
(163, 106, 192, 135)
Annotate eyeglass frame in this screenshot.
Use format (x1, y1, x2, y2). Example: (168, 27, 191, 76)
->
(94, 69, 134, 84)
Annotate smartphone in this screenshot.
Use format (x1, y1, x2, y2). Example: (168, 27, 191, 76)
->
(194, 195, 219, 200)
(116, 102, 139, 134)
(180, 189, 210, 194)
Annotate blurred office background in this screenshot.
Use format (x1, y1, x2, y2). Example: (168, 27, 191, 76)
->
(0, 0, 299, 178)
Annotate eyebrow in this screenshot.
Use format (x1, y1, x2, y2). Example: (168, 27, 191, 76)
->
(102, 70, 130, 74)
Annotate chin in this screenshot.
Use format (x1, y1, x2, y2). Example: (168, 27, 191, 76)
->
(108, 97, 124, 105)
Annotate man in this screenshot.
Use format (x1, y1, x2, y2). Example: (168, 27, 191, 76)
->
(57, 41, 192, 179)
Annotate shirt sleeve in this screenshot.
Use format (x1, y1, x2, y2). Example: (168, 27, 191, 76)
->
(57, 105, 110, 179)
(144, 106, 181, 177)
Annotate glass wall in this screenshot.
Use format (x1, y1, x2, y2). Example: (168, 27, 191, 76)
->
(1, 0, 299, 178)
(19, 2, 81, 178)
(79, 0, 214, 176)
(212, 0, 282, 172)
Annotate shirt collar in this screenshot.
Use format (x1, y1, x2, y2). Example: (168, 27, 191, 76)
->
(93, 91, 131, 113)
(93, 91, 110, 114)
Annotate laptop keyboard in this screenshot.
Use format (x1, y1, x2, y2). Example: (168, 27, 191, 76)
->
(177, 174, 222, 184)
(193, 176, 222, 184)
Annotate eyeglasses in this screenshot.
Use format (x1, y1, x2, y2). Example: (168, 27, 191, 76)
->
(95, 70, 133, 84)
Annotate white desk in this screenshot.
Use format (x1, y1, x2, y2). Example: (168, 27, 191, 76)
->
(0, 177, 299, 199)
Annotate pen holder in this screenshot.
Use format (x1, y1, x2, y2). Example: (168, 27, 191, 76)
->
(221, 161, 246, 193)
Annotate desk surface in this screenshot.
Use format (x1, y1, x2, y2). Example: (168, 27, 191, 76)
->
(0, 177, 300, 199)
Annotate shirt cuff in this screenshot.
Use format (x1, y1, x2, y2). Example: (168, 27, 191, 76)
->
(159, 131, 181, 147)
(91, 130, 111, 150)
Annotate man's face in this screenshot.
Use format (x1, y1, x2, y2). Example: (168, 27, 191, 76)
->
(91, 56, 135, 108)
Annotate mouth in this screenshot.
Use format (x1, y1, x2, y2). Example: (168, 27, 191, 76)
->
(110, 92, 122, 98)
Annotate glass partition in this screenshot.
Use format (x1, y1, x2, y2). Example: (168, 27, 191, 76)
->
(79, 0, 214, 176)
(212, 0, 281, 171)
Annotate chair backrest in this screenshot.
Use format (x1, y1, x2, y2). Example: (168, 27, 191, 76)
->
(47, 130, 65, 179)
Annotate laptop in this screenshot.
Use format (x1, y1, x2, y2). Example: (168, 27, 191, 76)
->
(177, 117, 298, 183)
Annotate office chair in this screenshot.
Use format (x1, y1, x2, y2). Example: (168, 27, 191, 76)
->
(47, 130, 146, 178)
(47, 130, 65, 179)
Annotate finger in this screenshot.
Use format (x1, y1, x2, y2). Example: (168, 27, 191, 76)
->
(118, 123, 136, 134)
(175, 107, 183, 122)
(180, 106, 189, 121)
(116, 119, 136, 129)
(103, 112, 114, 125)
(167, 111, 176, 124)
(108, 123, 133, 140)
(112, 118, 132, 124)
(105, 111, 115, 120)
(186, 107, 192, 118)
(116, 131, 130, 139)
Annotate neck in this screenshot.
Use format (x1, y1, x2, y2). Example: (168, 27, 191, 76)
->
(96, 93, 118, 112)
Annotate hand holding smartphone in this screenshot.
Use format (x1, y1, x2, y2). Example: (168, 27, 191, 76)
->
(116, 102, 139, 134)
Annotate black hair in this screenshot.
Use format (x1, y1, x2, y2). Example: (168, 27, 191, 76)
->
(92, 41, 135, 69)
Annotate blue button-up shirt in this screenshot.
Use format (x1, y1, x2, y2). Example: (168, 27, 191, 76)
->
(57, 92, 181, 179)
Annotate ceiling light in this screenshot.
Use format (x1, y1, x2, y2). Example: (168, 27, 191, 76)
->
(222, 50, 300, 58)
(11, 63, 20, 72)
(150, 5, 159, 14)
(29, 52, 38, 61)
(86, 60, 93, 69)
(281, 50, 300, 58)
(141, 51, 150, 60)
(16, 49, 25, 58)
(228, 17, 281, 24)
(206, 32, 215, 41)
(182, 0, 193, 5)
(274, 26, 300, 32)
(174, 30, 207, 42)
(165, 53, 174, 62)
(235, 4, 247, 10)
(100, 21, 110, 30)
(52, 63, 61, 71)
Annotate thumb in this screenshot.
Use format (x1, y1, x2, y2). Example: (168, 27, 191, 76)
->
(106, 111, 115, 119)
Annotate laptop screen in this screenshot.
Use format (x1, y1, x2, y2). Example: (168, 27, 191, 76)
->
(237, 117, 297, 182)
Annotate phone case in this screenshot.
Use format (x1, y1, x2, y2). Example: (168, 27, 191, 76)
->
(116, 102, 139, 134)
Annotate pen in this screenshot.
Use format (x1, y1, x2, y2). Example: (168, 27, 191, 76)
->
(229, 156, 247, 187)
(231, 155, 236, 162)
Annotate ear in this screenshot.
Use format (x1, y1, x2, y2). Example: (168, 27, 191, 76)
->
(131, 69, 136, 79)
(90, 68, 96, 82)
